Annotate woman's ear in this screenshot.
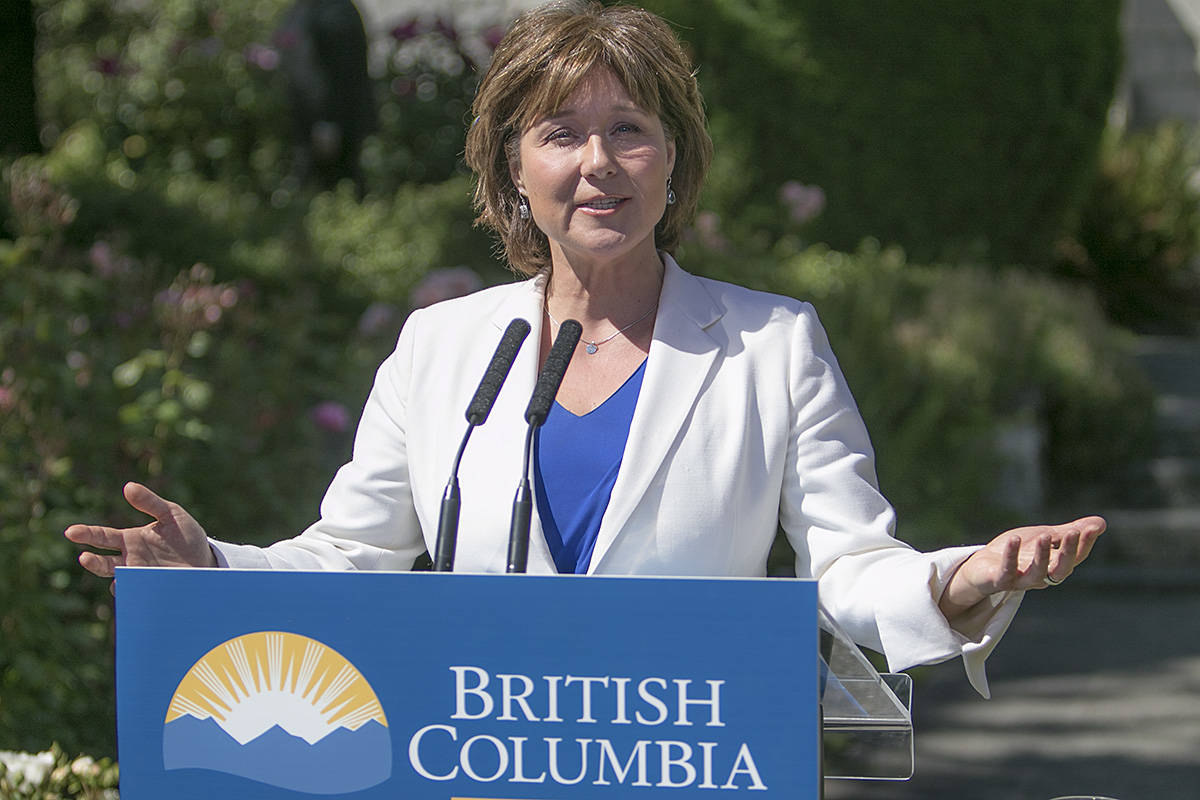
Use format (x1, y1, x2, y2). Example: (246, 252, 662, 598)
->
(509, 155, 524, 197)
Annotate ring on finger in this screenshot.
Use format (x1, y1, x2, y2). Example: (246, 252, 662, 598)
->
(1043, 573, 1065, 587)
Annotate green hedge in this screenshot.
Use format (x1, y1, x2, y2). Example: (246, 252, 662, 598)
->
(1057, 121, 1200, 332)
(644, 0, 1121, 266)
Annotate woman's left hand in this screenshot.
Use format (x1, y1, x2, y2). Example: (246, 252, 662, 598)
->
(939, 516, 1106, 620)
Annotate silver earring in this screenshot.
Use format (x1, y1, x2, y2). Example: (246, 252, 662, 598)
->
(666, 177, 676, 206)
(518, 195, 530, 220)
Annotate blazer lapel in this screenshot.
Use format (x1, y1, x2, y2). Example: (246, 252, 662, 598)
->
(587, 257, 726, 573)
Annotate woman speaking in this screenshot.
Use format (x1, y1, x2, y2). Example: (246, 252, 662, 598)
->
(66, 0, 1104, 696)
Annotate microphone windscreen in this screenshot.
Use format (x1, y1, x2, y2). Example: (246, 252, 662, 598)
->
(465, 318, 532, 425)
(525, 319, 582, 424)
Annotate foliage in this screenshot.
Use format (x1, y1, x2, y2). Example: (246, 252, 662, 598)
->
(366, 15, 507, 187)
(0, 121, 500, 755)
(305, 175, 505, 304)
(32, 0, 499, 198)
(643, 0, 1121, 266)
(679, 236, 1155, 543)
(34, 0, 295, 192)
(1056, 121, 1200, 332)
(0, 745, 119, 800)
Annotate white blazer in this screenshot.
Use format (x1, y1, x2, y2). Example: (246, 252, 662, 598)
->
(213, 256, 1021, 696)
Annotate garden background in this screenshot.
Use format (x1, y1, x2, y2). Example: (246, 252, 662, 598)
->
(3, 0, 1199, 794)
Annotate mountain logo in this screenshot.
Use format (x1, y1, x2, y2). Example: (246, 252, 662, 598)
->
(162, 631, 391, 794)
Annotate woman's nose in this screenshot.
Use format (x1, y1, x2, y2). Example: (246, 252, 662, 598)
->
(581, 134, 617, 178)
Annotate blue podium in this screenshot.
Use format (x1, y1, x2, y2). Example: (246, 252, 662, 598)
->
(115, 569, 833, 799)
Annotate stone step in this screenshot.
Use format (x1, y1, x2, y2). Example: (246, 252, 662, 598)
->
(1095, 506, 1200, 567)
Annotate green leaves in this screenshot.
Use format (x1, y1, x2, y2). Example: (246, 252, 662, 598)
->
(643, 0, 1121, 266)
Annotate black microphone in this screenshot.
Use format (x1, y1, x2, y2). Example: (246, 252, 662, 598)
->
(507, 319, 582, 573)
(524, 319, 583, 425)
(433, 318, 531, 572)
(466, 318, 531, 425)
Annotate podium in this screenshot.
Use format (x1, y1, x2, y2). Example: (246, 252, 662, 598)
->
(114, 568, 911, 798)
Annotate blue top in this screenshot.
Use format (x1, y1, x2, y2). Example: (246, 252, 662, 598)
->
(533, 359, 647, 574)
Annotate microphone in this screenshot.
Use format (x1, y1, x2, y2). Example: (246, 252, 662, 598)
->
(432, 318, 531, 572)
(524, 319, 583, 426)
(507, 319, 582, 573)
(466, 318, 531, 425)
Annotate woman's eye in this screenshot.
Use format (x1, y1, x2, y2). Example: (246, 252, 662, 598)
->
(547, 129, 575, 143)
(614, 123, 641, 135)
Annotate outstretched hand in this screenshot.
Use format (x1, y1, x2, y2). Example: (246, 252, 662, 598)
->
(939, 516, 1106, 620)
(64, 482, 217, 582)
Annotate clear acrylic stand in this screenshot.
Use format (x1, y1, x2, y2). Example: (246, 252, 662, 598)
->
(818, 603, 915, 781)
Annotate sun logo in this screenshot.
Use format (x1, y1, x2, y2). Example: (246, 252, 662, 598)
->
(162, 631, 391, 794)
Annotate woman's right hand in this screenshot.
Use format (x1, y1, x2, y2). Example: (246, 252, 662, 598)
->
(65, 482, 217, 578)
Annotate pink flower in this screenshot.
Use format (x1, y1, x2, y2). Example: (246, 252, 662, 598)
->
(94, 56, 125, 77)
(410, 267, 483, 309)
(357, 302, 401, 338)
(89, 241, 115, 276)
(432, 17, 459, 43)
(89, 241, 135, 278)
(153, 264, 238, 331)
(481, 25, 506, 51)
(390, 19, 422, 42)
(273, 29, 299, 49)
(778, 181, 826, 224)
(391, 77, 415, 98)
(310, 401, 351, 433)
(244, 43, 280, 71)
(684, 211, 729, 252)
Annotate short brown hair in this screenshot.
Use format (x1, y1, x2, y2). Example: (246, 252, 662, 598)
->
(465, 0, 712, 276)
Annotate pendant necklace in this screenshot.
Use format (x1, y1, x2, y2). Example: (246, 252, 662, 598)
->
(545, 302, 658, 354)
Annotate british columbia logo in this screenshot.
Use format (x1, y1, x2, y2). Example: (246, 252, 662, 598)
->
(161, 631, 391, 794)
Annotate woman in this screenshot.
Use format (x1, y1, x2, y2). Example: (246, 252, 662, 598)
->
(66, 0, 1103, 697)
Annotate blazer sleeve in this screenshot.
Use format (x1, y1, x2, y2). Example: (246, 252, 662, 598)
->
(209, 310, 427, 571)
(778, 303, 1022, 698)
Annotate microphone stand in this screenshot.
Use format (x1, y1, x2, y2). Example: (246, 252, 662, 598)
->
(432, 318, 530, 572)
(506, 425, 537, 573)
(506, 319, 581, 574)
(433, 431, 471, 573)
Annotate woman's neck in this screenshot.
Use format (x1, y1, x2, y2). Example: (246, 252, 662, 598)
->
(544, 243, 665, 327)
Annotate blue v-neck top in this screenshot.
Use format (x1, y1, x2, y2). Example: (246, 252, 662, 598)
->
(532, 359, 647, 574)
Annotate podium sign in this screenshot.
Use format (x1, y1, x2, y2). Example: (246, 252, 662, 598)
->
(115, 568, 819, 798)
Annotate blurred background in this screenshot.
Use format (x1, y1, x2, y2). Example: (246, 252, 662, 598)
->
(1, 0, 1198, 796)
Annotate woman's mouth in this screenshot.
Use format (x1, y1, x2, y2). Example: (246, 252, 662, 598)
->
(579, 197, 626, 211)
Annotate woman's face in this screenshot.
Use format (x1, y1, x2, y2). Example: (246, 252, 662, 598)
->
(511, 67, 676, 271)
